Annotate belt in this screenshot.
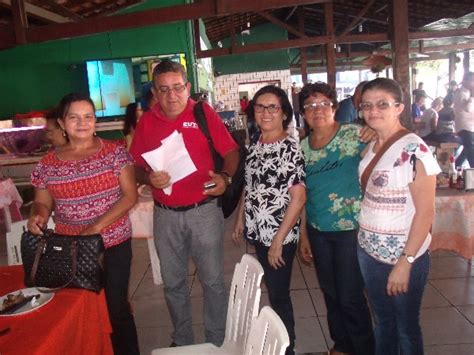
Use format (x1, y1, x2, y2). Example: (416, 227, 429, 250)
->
(154, 197, 215, 212)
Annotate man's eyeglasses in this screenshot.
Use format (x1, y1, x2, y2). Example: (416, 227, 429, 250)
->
(303, 101, 333, 111)
(359, 100, 400, 111)
(254, 103, 281, 114)
(156, 83, 188, 94)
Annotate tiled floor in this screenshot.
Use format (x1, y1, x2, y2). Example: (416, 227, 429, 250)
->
(2, 215, 474, 354)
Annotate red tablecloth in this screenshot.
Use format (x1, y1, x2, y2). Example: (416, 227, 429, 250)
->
(0, 266, 113, 355)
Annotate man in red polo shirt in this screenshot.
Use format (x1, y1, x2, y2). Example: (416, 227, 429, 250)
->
(130, 61, 239, 347)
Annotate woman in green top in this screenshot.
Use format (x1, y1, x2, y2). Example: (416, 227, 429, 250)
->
(298, 82, 375, 355)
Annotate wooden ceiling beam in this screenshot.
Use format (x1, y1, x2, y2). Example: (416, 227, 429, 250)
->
(11, 0, 27, 44)
(36, 0, 84, 22)
(338, 0, 376, 37)
(0, 0, 71, 23)
(20, 0, 326, 45)
(257, 10, 306, 38)
(409, 26, 474, 40)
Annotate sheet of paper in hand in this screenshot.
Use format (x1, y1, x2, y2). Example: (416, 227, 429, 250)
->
(141, 130, 197, 195)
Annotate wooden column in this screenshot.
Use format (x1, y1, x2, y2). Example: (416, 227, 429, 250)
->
(390, 0, 411, 128)
(11, 0, 28, 44)
(448, 52, 457, 83)
(324, 2, 336, 88)
(297, 8, 308, 83)
(463, 50, 471, 74)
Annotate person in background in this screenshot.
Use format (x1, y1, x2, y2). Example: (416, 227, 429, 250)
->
(412, 82, 427, 99)
(44, 107, 67, 147)
(123, 102, 143, 149)
(233, 85, 306, 355)
(298, 82, 375, 355)
(358, 78, 440, 355)
(454, 72, 474, 168)
(335, 81, 367, 124)
(27, 93, 140, 355)
(239, 95, 249, 113)
(445, 80, 458, 102)
(130, 61, 239, 347)
(432, 96, 463, 144)
(417, 97, 443, 140)
(411, 93, 426, 123)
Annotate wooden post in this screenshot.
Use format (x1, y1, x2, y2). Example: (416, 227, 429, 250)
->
(390, 0, 411, 129)
(11, 0, 28, 44)
(298, 8, 308, 83)
(325, 2, 336, 88)
(463, 50, 471, 74)
(448, 52, 457, 83)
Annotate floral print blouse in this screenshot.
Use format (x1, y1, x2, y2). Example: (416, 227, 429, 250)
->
(244, 136, 305, 246)
(301, 124, 366, 232)
(358, 133, 441, 264)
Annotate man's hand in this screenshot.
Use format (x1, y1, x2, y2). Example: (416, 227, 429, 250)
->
(149, 171, 171, 189)
(203, 171, 227, 196)
(27, 215, 47, 236)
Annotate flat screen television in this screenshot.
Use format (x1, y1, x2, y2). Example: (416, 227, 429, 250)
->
(86, 59, 136, 118)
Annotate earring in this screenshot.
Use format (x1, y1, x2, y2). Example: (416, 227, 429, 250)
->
(62, 130, 67, 137)
(93, 132, 97, 136)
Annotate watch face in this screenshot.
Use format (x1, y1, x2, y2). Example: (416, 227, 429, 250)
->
(407, 255, 415, 263)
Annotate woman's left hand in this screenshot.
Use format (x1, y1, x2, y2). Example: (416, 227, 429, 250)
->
(268, 241, 285, 269)
(359, 126, 377, 143)
(386, 262, 412, 296)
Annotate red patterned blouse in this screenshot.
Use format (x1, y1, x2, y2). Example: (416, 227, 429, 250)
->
(31, 139, 134, 249)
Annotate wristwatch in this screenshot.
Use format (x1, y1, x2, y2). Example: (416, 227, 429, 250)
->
(220, 171, 232, 186)
(401, 252, 415, 264)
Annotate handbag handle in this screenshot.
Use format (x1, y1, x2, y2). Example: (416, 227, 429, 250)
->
(29, 234, 78, 292)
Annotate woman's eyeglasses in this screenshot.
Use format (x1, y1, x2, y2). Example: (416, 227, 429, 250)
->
(254, 103, 281, 114)
(303, 101, 333, 111)
(156, 83, 188, 94)
(359, 100, 400, 111)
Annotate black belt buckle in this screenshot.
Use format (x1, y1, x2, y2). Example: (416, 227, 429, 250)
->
(155, 197, 214, 212)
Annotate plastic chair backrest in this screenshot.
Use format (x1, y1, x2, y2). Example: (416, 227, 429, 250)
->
(222, 254, 264, 352)
(244, 306, 290, 355)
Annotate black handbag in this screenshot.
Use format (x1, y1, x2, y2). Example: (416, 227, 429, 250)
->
(21, 229, 105, 293)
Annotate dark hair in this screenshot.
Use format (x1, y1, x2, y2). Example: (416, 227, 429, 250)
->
(298, 82, 338, 113)
(152, 60, 187, 86)
(249, 85, 293, 129)
(361, 78, 404, 103)
(123, 103, 138, 136)
(442, 96, 453, 107)
(45, 107, 61, 128)
(58, 93, 96, 120)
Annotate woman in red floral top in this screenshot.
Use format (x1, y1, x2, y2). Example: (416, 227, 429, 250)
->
(27, 93, 139, 355)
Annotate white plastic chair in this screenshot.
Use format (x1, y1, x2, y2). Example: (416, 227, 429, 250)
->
(151, 253, 264, 354)
(243, 306, 290, 355)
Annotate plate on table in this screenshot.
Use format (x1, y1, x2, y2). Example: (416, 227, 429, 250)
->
(0, 288, 54, 317)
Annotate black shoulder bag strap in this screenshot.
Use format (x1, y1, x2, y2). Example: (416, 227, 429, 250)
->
(194, 101, 223, 171)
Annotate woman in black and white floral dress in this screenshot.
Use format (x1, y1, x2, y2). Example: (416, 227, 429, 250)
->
(233, 85, 306, 355)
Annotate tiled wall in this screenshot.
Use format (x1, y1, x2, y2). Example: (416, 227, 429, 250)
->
(214, 69, 292, 111)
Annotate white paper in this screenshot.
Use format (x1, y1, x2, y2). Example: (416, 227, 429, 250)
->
(141, 131, 197, 195)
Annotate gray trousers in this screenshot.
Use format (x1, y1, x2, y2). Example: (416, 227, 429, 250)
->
(153, 199, 226, 346)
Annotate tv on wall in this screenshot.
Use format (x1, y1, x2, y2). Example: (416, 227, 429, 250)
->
(86, 58, 136, 118)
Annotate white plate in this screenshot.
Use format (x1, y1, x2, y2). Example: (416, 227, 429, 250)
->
(0, 288, 54, 317)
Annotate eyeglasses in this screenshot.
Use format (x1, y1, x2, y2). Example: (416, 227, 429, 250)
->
(303, 101, 333, 111)
(65, 114, 95, 123)
(359, 100, 400, 111)
(254, 103, 281, 114)
(156, 83, 188, 94)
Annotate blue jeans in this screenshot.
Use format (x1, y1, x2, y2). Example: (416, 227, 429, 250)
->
(456, 129, 474, 168)
(255, 241, 296, 355)
(154, 199, 226, 346)
(308, 226, 374, 355)
(357, 246, 430, 355)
